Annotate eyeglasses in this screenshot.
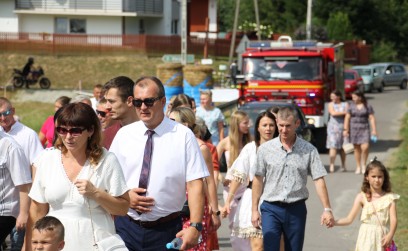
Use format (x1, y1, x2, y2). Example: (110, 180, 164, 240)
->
(0, 109, 12, 117)
(56, 127, 86, 137)
(132, 97, 163, 108)
(96, 110, 107, 118)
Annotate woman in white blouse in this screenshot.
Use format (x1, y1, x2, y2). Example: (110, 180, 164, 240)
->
(221, 111, 278, 251)
(26, 102, 129, 251)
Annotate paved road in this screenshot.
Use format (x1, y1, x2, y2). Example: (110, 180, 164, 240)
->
(216, 87, 407, 251)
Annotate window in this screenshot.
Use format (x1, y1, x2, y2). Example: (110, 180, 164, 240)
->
(139, 19, 145, 34)
(55, 18, 86, 34)
(70, 19, 86, 33)
(55, 18, 68, 34)
(172, 19, 178, 34)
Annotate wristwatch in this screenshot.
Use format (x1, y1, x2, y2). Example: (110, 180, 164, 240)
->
(189, 222, 203, 232)
(212, 210, 221, 216)
(324, 208, 333, 213)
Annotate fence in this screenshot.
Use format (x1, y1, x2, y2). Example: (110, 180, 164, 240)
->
(0, 32, 235, 57)
(0, 32, 370, 64)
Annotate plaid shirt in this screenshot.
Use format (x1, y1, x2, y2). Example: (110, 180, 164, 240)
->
(255, 136, 327, 203)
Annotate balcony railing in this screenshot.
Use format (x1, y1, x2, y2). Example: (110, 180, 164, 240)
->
(15, 0, 163, 14)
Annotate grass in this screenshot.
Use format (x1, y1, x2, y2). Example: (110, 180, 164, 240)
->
(390, 109, 408, 250)
(0, 52, 230, 90)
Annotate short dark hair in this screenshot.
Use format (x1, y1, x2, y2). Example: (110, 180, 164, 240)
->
(103, 76, 135, 102)
(277, 106, 299, 122)
(134, 76, 165, 98)
(55, 96, 71, 106)
(33, 216, 64, 242)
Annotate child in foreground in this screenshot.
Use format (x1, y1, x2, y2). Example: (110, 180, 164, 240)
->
(32, 216, 65, 251)
(334, 158, 399, 251)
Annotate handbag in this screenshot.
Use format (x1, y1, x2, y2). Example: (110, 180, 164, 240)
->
(180, 200, 190, 217)
(371, 199, 398, 251)
(87, 168, 128, 251)
(342, 137, 354, 154)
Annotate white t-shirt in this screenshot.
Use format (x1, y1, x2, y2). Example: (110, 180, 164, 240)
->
(110, 116, 209, 221)
(0, 121, 43, 164)
(0, 131, 31, 218)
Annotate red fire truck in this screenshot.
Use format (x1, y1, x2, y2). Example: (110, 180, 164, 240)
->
(235, 36, 344, 151)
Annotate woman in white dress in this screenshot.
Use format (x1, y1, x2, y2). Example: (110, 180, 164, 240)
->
(26, 102, 129, 251)
(221, 111, 278, 251)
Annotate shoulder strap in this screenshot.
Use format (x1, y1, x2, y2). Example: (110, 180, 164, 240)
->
(371, 198, 386, 236)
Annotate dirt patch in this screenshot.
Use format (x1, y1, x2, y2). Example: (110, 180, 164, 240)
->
(10, 89, 91, 103)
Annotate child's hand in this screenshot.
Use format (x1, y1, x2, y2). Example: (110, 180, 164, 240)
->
(381, 234, 393, 249)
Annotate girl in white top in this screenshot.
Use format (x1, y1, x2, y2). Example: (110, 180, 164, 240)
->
(217, 110, 251, 251)
(334, 159, 399, 251)
(221, 111, 278, 251)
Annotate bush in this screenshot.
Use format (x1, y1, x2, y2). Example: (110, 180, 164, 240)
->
(371, 41, 398, 62)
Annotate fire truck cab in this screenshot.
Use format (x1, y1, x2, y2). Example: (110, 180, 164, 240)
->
(235, 36, 344, 151)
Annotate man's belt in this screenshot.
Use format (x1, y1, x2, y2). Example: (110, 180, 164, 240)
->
(128, 212, 180, 228)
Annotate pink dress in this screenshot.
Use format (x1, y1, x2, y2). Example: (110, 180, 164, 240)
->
(40, 116, 54, 148)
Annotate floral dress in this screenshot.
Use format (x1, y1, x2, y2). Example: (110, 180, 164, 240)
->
(356, 192, 400, 251)
(326, 102, 347, 149)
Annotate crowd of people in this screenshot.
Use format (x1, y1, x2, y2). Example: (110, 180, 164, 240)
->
(0, 77, 399, 251)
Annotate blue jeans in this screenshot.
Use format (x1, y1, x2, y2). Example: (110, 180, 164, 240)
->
(260, 200, 307, 251)
(10, 227, 25, 251)
(115, 215, 182, 251)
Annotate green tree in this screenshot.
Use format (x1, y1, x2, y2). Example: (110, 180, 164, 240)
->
(326, 12, 353, 40)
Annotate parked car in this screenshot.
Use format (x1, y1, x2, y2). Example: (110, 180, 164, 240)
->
(237, 101, 314, 144)
(369, 62, 408, 91)
(344, 69, 364, 98)
(352, 65, 381, 93)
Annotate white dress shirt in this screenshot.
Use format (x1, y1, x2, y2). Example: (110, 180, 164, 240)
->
(0, 121, 43, 164)
(110, 116, 209, 221)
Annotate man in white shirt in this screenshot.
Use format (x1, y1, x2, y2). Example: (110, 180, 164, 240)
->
(0, 97, 43, 251)
(0, 131, 31, 250)
(110, 76, 208, 250)
(90, 84, 104, 110)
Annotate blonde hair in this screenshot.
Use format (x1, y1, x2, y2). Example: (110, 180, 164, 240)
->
(170, 107, 199, 135)
(194, 117, 208, 139)
(200, 89, 212, 99)
(228, 110, 251, 167)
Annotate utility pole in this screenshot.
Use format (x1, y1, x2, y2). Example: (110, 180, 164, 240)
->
(253, 0, 261, 41)
(204, 17, 209, 58)
(228, 0, 240, 70)
(306, 0, 312, 40)
(181, 0, 187, 65)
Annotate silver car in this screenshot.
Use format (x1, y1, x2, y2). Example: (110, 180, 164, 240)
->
(370, 62, 408, 91)
(352, 65, 382, 93)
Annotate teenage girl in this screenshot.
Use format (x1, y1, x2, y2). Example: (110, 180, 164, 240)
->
(334, 158, 399, 251)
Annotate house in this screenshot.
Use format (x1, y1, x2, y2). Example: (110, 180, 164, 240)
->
(0, 0, 218, 38)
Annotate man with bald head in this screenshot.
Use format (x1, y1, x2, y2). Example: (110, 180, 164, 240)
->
(110, 76, 208, 250)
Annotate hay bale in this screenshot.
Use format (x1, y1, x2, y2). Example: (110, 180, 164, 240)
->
(183, 65, 213, 87)
(156, 63, 183, 87)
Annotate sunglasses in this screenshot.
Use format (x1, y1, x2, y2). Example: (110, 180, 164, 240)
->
(96, 110, 107, 118)
(56, 127, 86, 137)
(132, 97, 163, 108)
(0, 109, 12, 117)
